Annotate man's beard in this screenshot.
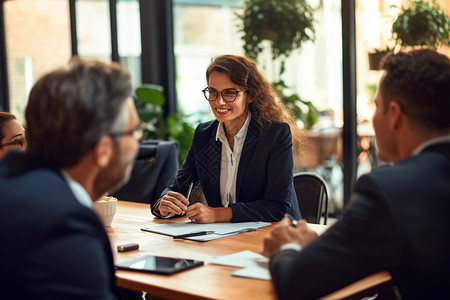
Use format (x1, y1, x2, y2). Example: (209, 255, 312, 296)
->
(93, 142, 136, 200)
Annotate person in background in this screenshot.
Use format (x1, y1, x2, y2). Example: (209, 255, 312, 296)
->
(0, 58, 142, 299)
(262, 48, 450, 299)
(152, 54, 302, 223)
(0, 112, 26, 159)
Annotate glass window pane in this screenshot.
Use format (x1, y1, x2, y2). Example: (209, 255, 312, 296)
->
(354, 0, 450, 180)
(173, 3, 244, 121)
(117, 0, 142, 88)
(4, 0, 71, 122)
(76, 0, 111, 61)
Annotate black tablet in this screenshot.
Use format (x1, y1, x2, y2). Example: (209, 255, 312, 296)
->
(115, 255, 204, 275)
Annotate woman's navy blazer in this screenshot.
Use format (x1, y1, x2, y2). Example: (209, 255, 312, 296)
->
(156, 116, 301, 222)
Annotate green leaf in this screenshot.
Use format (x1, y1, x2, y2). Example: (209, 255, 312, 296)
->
(134, 84, 196, 165)
(166, 114, 184, 138)
(135, 85, 165, 107)
(138, 111, 161, 123)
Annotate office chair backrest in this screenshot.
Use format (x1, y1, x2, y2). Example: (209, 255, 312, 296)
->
(111, 140, 179, 204)
(293, 172, 328, 224)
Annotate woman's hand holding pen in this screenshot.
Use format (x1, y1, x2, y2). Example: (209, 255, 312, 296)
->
(159, 182, 194, 217)
(159, 191, 190, 217)
(261, 216, 318, 258)
(185, 203, 232, 223)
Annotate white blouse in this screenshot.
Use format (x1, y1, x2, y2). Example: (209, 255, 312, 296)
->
(215, 111, 251, 207)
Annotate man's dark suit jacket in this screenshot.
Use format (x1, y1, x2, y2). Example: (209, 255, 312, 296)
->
(152, 117, 301, 222)
(270, 142, 450, 300)
(0, 152, 118, 300)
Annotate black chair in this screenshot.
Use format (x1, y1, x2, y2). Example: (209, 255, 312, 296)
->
(111, 140, 179, 204)
(293, 172, 328, 224)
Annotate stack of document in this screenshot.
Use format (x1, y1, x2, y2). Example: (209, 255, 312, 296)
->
(141, 221, 270, 241)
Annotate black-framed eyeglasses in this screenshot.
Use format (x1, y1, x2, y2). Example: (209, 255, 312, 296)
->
(109, 122, 145, 140)
(202, 87, 248, 103)
(0, 137, 26, 149)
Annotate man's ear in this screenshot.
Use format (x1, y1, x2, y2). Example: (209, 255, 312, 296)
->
(93, 136, 114, 167)
(388, 101, 403, 130)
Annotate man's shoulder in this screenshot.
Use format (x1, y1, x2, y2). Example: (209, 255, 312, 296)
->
(0, 151, 58, 179)
(0, 162, 103, 268)
(368, 148, 448, 179)
(0, 153, 91, 220)
(1, 153, 68, 200)
(0, 179, 110, 299)
(355, 148, 450, 204)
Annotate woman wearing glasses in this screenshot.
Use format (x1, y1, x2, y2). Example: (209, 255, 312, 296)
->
(0, 112, 26, 159)
(152, 54, 302, 223)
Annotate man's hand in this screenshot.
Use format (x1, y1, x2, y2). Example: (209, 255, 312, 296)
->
(261, 219, 318, 257)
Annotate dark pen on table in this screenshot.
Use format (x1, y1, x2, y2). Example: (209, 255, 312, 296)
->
(173, 228, 257, 239)
(284, 213, 298, 228)
(173, 231, 215, 239)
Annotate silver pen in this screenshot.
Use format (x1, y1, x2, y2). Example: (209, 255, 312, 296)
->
(181, 181, 193, 216)
(186, 181, 194, 203)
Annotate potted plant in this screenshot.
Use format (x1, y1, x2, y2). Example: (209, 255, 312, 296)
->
(236, 0, 318, 128)
(391, 0, 450, 49)
(134, 84, 195, 164)
(236, 0, 316, 76)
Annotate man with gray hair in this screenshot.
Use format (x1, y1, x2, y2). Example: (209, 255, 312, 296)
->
(0, 58, 142, 299)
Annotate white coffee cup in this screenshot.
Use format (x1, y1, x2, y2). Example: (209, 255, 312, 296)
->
(92, 197, 117, 227)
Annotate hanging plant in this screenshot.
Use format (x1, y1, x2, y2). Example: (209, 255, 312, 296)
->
(236, 0, 318, 129)
(237, 0, 316, 69)
(392, 0, 450, 49)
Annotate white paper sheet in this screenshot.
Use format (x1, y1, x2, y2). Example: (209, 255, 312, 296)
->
(141, 221, 271, 237)
(232, 266, 271, 280)
(209, 250, 271, 280)
(210, 250, 267, 268)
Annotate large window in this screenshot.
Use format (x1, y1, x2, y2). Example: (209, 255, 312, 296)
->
(4, 0, 71, 122)
(3, 0, 143, 120)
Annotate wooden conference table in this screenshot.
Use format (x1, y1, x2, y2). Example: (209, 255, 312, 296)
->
(107, 201, 394, 300)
